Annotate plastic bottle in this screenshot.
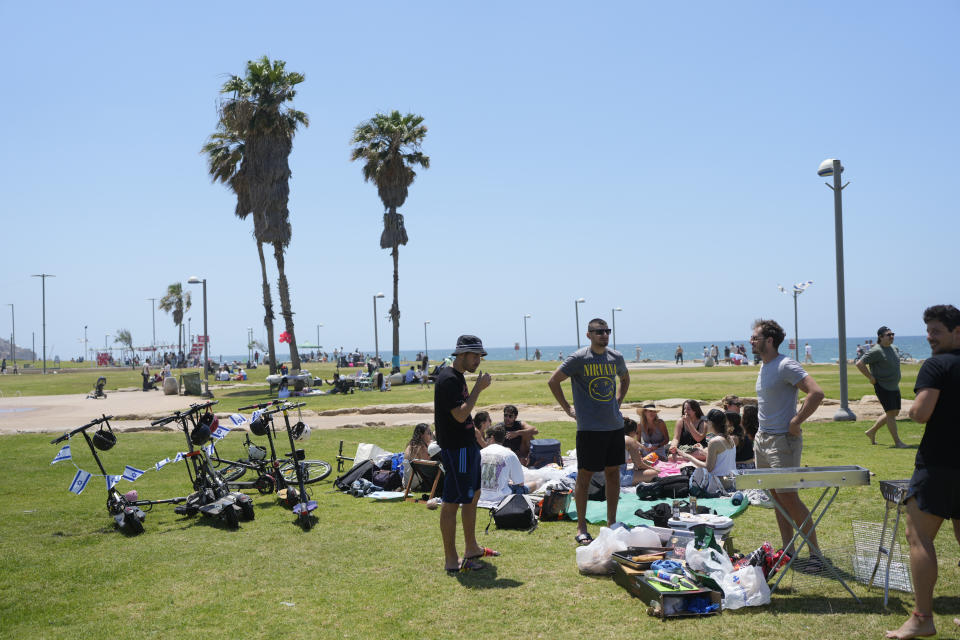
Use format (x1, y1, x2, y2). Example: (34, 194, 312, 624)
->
(731, 491, 745, 506)
(672, 499, 680, 519)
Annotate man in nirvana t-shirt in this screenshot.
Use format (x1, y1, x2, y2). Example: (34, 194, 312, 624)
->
(886, 305, 960, 640)
(434, 335, 494, 573)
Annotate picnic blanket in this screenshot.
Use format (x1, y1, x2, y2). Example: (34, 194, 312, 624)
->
(568, 493, 748, 526)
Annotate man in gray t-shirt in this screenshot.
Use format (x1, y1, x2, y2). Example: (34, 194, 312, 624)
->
(857, 325, 907, 448)
(549, 318, 629, 546)
(751, 319, 825, 564)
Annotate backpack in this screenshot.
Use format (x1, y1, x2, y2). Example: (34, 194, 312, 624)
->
(635, 473, 691, 500)
(333, 459, 377, 491)
(487, 494, 537, 532)
(688, 467, 724, 498)
(371, 469, 402, 491)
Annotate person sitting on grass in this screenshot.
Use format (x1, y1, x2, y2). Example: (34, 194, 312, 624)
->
(677, 408, 737, 478)
(734, 406, 757, 470)
(622, 417, 659, 486)
(497, 405, 539, 465)
(636, 403, 669, 458)
(668, 399, 708, 460)
(479, 424, 529, 505)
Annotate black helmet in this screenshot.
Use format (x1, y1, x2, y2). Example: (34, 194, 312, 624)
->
(249, 416, 269, 436)
(93, 425, 117, 451)
(191, 422, 211, 445)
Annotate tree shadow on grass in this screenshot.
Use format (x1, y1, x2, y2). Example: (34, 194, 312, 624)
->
(450, 563, 523, 590)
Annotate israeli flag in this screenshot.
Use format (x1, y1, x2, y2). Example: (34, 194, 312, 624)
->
(251, 410, 263, 423)
(203, 443, 215, 456)
(173, 452, 184, 463)
(122, 465, 146, 482)
(51, 444, 72, 465)
(155, 457, 172, 471)
(106, 474, 123, 490)
(228, 413, 247, 426)
(68, 469, 92, 495)
(211, 425, 231, 440)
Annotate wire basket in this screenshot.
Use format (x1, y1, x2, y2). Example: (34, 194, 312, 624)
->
(851, 520, 913, 593)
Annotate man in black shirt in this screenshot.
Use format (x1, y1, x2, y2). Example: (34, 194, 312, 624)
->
(435, 335, 494, 573)
(497, 405, 539, 465)
(886, 304, 960, 640)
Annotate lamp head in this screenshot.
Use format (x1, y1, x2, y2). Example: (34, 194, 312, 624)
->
(817, 159, 843, 177)
(374, 292, 384, 299)
(524, 314, 531, 318)
(575, 298, 585, 303)
(187, 276, 201, 284)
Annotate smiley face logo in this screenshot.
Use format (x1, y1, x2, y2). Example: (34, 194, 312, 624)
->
(588, 376, 615, 402)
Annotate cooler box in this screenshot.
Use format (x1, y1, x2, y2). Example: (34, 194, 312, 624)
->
(667, 512, 734, 538)
(528, 439, 562, 468)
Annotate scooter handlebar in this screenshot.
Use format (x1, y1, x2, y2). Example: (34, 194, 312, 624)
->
(50, 414, 114, 444)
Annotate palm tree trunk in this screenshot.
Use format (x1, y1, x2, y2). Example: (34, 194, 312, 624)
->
(257, 240, 278, 375)
(273, 241, 301, 372)
(390, 240, 400, 373)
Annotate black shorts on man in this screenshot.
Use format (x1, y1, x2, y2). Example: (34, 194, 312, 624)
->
(873, 384, 901, 412)
(440, 444, 481, 504)
(908, 464, 960, 520)
(576, 428, 626, 472)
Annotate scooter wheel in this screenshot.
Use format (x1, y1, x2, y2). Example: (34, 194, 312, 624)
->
(255, 474, 275, 495)
(223, 505, 239, 529)
(124, 510, 145, 535)
(240, 500, 255, 521)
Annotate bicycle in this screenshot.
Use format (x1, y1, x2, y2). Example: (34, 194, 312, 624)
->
(50, 414, 187, 535)
(149, 400, 254, 529)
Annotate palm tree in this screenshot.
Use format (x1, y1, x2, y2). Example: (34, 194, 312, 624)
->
(114, 329, 133, 366)
(350, 111, 429, 371)
(202, 55, 308, 372)
(158, 283, 191, 366)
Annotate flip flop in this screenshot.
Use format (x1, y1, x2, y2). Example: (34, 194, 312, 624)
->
(465, 547, 500, 560)
(458, 557, 487, 572)
(575, 532, 593, 546)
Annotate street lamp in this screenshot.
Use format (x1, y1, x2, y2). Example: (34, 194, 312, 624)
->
(818, 158, 856, 421)
(372, 292, 385, 361)
(611, 307, 623, 351)
(316, 323, 323, 355)
(147, 298, 157, 356)
(778, 281, 812, 363)
(574, 298, 586, 349)
(247, 327, 253, 364)
(423, 321, 430, 360)
(6, 303, 15, 373)
(187, 276, 212, 398)
(83, 324, 88, 366)
(523, 314, 531, 361)
(31, 273, 54, 374)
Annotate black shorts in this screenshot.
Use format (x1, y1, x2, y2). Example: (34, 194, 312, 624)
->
(576, 428, 626, 472)
(907, 464, 960, 520)
(874, 384, 901, 412)
(440, 445, 481, 504)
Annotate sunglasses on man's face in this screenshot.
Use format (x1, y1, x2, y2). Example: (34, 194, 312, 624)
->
(590, 329, 612, 335)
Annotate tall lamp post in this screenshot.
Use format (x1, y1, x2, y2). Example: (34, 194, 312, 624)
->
(523, 314, 531, 360)
(574, 298, 586, 349)
(778, 281, 812, 363)
(147, 298, 157, 356)
(611, 306, 623, 351)
(316, 323, 323, 356)
(818, 158, 855, 421)
(6, 303, 15, 373)
(83, 324, 88, 366)
(372, 292, 384, 361)
(187, 276, 212, 398)
(247, 327, 253, 364)
(31, 273, 54, 374)
(423, 321, 430, 360)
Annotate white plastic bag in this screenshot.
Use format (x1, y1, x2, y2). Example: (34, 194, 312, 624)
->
(684, 540, 733, 577)
(625, 525, 661, 548)
(575, 525, 633, 574)
(719, 565, 771, 609)
(354, 443, 388, 464)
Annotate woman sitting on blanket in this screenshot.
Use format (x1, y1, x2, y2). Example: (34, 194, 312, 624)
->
(668, 399, 708, 460)
(621, 417, 660, 486)
(636, 403, 669, 458)
(676, 409, 737, 477)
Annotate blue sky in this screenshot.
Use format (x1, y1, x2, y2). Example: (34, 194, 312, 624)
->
(1, 2, 957, 359)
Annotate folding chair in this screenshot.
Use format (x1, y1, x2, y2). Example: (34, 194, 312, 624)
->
(402, 459, 444, 500)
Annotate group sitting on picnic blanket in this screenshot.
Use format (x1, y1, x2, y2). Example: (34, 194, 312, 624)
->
(349, 397, 759, 513)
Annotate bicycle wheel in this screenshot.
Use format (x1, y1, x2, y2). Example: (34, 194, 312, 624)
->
(279, 459, 332, 485)
(219, 462, 247, 482)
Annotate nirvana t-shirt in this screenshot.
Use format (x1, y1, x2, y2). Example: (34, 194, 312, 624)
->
(756, 354, 808, 434)
(913, 349, 960, 468)
(559, 347, 627, 432)
(434, 366, 475, 450)
(860, 344, 901, 391)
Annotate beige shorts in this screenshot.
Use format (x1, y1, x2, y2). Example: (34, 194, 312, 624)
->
(755, 431, 803, 491)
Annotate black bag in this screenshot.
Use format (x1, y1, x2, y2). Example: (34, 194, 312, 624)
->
(488, 494, 537, 531)
(333, 459, 377, 491)
(635, 473, 691, 500)
(371, 469, 402, 491)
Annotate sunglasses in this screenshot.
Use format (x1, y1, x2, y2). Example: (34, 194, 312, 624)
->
(884, 332, 895, 337)
(590, 329, 612, 335)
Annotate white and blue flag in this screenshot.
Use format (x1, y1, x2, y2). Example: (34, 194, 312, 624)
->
(155, 457, 172, 471)
(251, 410, 263, 423)
(212, 425, 231, 440)
(228, 413, 247, 426)
(122, 465, 146, 482)
(68, 469, 93, 495)
(203, 443, 215, 456)
(106, 474, 123, 490)
(172, 452, 184, 463)
(51, 444, 72, 465)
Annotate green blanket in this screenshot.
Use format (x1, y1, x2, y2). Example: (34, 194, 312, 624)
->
(566, 493, 748, 526)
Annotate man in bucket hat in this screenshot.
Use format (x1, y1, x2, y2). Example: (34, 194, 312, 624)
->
(435, 335, 497, 572)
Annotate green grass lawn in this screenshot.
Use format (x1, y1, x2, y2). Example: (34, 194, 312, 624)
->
(2, 413, 958, 639)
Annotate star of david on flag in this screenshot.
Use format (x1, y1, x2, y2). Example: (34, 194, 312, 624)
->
(228, 413, 247, 426)
(51, 444, 72, 465)
(212, 425, 231, 440)
(106, 475, 123, 490)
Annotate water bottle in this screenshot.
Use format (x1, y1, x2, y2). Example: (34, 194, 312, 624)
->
(731, 491, 745, 506)
(672, 499, 680, 519)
